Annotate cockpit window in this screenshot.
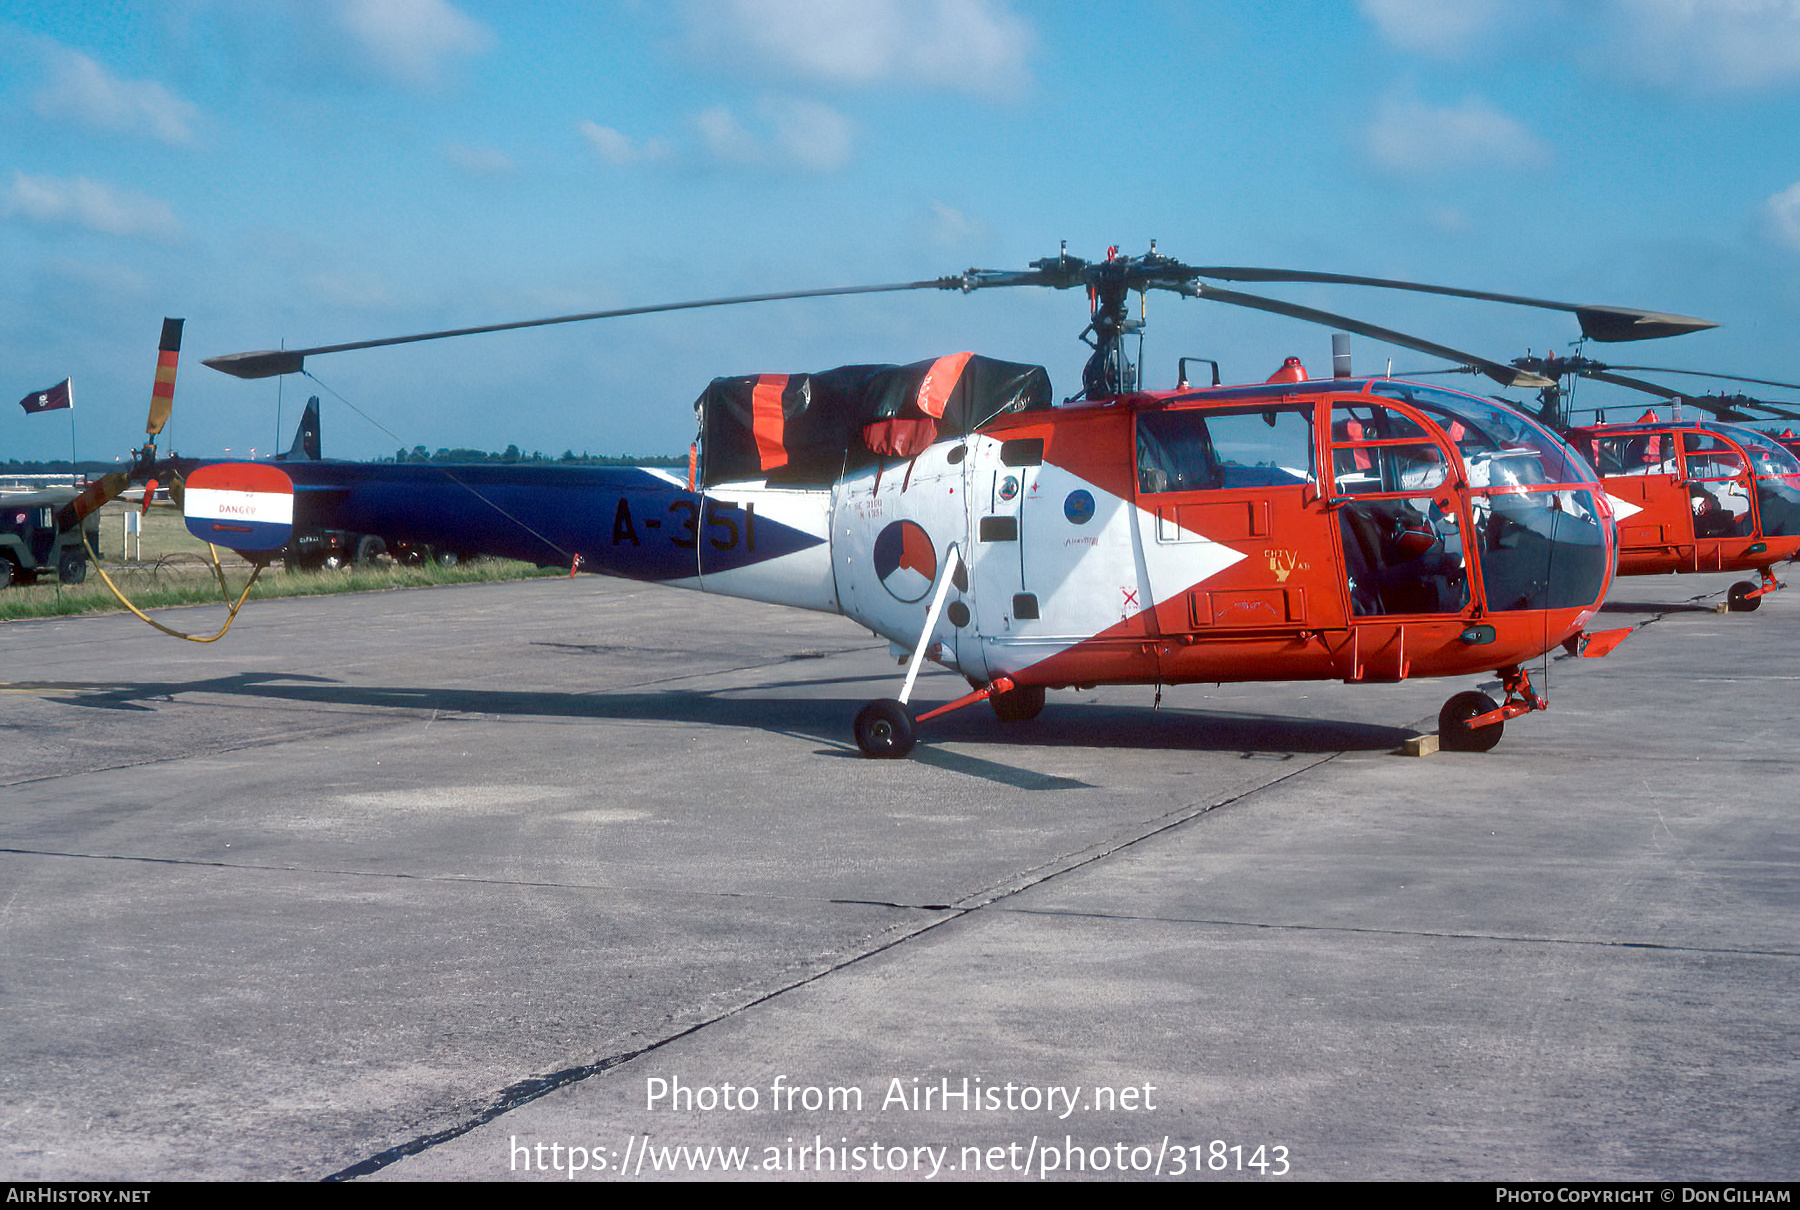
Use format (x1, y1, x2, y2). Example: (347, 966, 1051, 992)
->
(1588, 432, 1677, 477)
(1137, 405, 1314, 493)
(1370, 381, 1586, 486)
(1729, 427, 1800, 476)
(1681, 431, 1746, 481)
(1474, 489, 1611, 610)
(1328, 401, 1429, 443)
(1329, 403, 1446, 496)
(1371, 382, 1608, 610)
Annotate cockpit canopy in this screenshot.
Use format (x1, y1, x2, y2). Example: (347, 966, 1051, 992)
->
(1133, 378, 1610, 614)
(1135, 378, 1599, 497)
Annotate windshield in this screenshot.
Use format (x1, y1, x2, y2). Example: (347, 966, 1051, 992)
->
(1372, 381, 1608, 610)
(1725, 425, 1800, 477)
(1370, 381, 1588, 486)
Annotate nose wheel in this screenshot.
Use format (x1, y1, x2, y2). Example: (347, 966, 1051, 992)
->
(1438, 691, 1503, 752)
(1728, 566, 1780, 612)
(1438, 665, 1546, 752)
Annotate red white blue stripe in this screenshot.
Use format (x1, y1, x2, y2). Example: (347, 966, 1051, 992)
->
(184, 463, 294, 551)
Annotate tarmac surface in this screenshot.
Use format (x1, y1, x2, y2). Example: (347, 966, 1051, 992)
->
(0, 570, 1794, 1182)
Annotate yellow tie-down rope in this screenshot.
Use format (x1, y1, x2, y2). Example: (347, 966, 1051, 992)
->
(83, 532, 267, 643)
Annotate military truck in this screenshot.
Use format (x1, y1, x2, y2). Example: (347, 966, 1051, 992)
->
(0, 490, 101, 586)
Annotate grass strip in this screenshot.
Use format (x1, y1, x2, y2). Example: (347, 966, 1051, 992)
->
(0, 557, 564, 623)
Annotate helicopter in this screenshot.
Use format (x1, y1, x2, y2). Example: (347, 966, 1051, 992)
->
(77, 246, 1719, 756)
(1421, 352, 1800, 612)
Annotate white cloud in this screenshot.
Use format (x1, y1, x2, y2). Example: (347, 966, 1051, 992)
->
(1, 172, 183, 241)
(1762, 182, 1800, 250)
(1361, 2, 1800, 94)
(683, 0, 1033, 96)
(693, 99, 855, 172)
(31, 45, 199, 145)
(761, 98, 853, 171)
(579, 122, 673, 166)
(328, 0, 492, 88)
(41, 256, 152, 299)
(444, 142, 516, 176)
(696, 106, 762, 164)
(921, 200, 991, 248)
(1363, 95, 1551, 174)
(1359, 0, 1513, 58)
(306, 269, 394, 308)
(1595, 0, 1800, 92)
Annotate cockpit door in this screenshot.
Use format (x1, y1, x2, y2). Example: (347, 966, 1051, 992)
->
(1588, 429, 1691, 564)
(1681, 431, 1755, 555)
(1136, 402, 1343, 644)
(1325, 400, 1472, 620)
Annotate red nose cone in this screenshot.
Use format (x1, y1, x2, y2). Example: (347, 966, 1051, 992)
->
(1266, 356, 1307, 384)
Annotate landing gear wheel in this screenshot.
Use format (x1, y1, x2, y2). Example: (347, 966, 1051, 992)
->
(1727, 581, 1762, 612)
(352, 535, 387, 566)
(989, 683, 1045, 722)
(58, 550, 87, 585)
(854, 699, 915, 759)
(1439, 691, 1503, 752)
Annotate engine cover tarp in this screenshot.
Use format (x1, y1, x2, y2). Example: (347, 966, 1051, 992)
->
(697, 353, 1050, 487)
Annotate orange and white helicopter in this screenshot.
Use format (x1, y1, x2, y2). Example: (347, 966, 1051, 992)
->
(95, 246, 1721, 755)
(1434, 353, 1800, 612)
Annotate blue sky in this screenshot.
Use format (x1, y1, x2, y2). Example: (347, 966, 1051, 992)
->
(5, 0, 1800, 463)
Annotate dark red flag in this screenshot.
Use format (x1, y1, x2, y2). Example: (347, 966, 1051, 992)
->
(19, 379, 71, 414)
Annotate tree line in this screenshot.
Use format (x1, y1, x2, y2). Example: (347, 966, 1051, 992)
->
(2, 449, 686, 474)
(389, 445, 684, 466)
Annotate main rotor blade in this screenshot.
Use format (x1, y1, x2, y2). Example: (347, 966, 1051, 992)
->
(1685, 396, 1800, 422)
(1191, 285, 1555, 389)
(1736, 400, 1800, 422)
(1580, 369, 1683, 399)
(1574, 368, 1800, 421)
(1185, 268, 1716, 342)
(1666, 395, 1757, 422)
(204, 279, 962, 379)
(1603, 365, 1800, 392)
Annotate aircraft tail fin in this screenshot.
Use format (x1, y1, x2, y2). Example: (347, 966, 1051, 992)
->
(285, 395, 321, 460)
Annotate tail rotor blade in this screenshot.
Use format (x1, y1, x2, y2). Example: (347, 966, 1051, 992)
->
(56, 472, 131, 531)
(148, 318, 183, 436)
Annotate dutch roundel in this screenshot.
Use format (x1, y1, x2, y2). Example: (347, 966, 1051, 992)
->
(183, 463, 295, 552)
(873, 520, 938, 602)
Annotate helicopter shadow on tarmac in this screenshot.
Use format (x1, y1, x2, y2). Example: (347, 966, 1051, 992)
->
(1597, 598, 1721, 615)
(31, 669, 1419, 786)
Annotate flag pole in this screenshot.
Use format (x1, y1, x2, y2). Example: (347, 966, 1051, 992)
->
(275, 340, 284, 454)
(67, 377, 78, 487)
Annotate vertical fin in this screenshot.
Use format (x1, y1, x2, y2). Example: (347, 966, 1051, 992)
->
(287, 395, 321, 460)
